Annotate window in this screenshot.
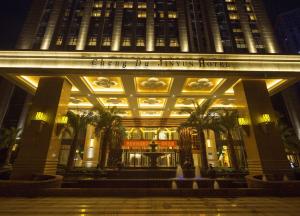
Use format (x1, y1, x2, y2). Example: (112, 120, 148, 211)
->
(158, 11, 164, 18)
(122, 37, 131, 46)
(105, 10, 110, 17)
(235, 37, 247, 48)
(92, 10, 101, 17)
(56, 36, 63, 46)
(136, 38, 145, 47)
(88, 37, 97, 46)
(137, 11, 146, 18)
(169, 38, 179, 47)
(227, 4, 236, 11)
(249, 14, 256, 21)
(137, 2, 147, 9)
(124, 2, 133, 8)
(232, 28, 242, 33)
(68, 37, 77, 46)
(94, 1, 103, 8)
(102, 37, 111, 46)
(168, 11, 177, 19)
(229, 13, 239, 20)
(156, 38, 165, 47)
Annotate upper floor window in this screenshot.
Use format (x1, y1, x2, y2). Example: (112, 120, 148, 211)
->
(68, 37, 77, 46)
(122, 37, 131, 46)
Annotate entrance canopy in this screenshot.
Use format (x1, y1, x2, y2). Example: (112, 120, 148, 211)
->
(0, 51, 300, 126)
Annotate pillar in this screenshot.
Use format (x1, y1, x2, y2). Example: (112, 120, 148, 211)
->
(234, 80, 290, 175)
(17, 94, 33, 130)
(111, 1, 124, 51)
(41, 0, 65, 50)
(236, 0, 257, 53)
(146, 0, 155, 52)
(251, 0, 280, 53)
(11, 77, 72, 180)
(82, 124, 101, 168)
(205, 130, 218, 167)
(176, 0, 189, 52)
(282, 85, 300, 140)
(205, 0, 224, 52)
(0, 78, 15, 128)
(76, 0, 94, 50)
(16, 0, 48, 50)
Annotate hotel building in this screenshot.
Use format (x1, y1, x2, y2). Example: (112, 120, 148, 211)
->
(0, 0, 299, 179)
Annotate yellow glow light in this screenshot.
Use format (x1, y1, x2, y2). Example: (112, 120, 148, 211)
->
(139, 111, 163, 117)
(238, 117, 248, 126)
(34, 112, 48, 122)
(58, 116, 68, 124)
(261, 114, 271, 123)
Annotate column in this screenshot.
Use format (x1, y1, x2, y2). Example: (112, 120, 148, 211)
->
(234, 80, 290, 175)
(251, 0, 280, 53)
(146, 0, 155, 52)
(76, 0, 94, 50)
(111, 0, 124, 51)
(82, 124, 101, 168)
(236, 0, 257, 53)
(11, 77, 72, 180)
(204, 0, 224, 53)
(282, 85, 300, 140)
(0, 78, 15, 128)
(17, 94, 33, 130)
(205, 130, 218, 167)
(176, 0, 189, 52)
(41, 0, 65, 50)
(16, 0, 48, 49)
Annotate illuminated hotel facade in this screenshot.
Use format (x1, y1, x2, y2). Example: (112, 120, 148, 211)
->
(1, 0, 300, 179)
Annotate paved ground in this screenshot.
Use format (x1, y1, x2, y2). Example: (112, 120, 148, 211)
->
(0, 197, 299, 215)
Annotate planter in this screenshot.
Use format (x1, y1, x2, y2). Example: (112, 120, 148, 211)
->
(0, 175, 63, 190)
(246, 175, 300, 192)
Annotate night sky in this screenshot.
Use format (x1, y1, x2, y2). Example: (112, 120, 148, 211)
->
(0, 0, 299, 49)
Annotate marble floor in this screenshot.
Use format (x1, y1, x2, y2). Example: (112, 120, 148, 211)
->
(0, 197, 299, 215)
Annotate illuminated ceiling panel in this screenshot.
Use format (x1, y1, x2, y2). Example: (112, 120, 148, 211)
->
(98, 97, 129, 108)
(18, 76, 79, 92)
(138, 97, 167, 109)
(135, 77, 173, 93)
(139, 110, 163, 117)
(182, 78, 224, 94)
(68, 96, 93, 108)
(225, 79, 287, 94)
(212, 98, 244, 108)
(266, 79, 287, 91)
(83, 76, 124, 93)
(170, 110, 190, 118)
(116, 110, 132, 118)
(174, 97, 205, 108)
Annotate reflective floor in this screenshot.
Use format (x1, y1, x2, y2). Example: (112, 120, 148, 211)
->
(0, 197, 300, 215)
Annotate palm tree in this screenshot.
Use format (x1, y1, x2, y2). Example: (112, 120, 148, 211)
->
(0, 127, 22, 166)
(277, 118, 300, 154)
(177, 126, 193, 166)
(214, 109, 240, 170)
(65, 110, 93, 170)
(92, 107, 125, 169)
(180, 100, 215, 172)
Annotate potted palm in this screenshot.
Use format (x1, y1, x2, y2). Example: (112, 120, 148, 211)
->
(92, 107, 124, 169)
(214, 109, 240, 170)
(65, 111, 94, 171)
(180, 100, 215, 173)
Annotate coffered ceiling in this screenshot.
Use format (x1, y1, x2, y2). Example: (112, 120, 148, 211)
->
(15, 74, 290, 121)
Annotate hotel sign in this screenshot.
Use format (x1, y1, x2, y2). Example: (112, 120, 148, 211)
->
(1, 51, 300, 75)
(91, 57, 231, 70)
